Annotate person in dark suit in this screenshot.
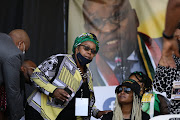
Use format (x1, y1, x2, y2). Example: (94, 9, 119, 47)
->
(0, 29, 30, 120)
(20, 59, 37, 99)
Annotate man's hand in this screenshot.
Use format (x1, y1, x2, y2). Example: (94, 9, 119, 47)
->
(53, 88, 70, 102)
(159, 37, 180, 68)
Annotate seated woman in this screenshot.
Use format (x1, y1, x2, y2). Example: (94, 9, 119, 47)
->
(102, 79, 150, 120)
(129, 71, 170, 118)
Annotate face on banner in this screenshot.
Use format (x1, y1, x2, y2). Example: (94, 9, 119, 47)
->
(83, 0, 146, 86)
(83, 0, 138, 61)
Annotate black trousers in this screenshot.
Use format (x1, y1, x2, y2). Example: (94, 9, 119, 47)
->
(25, 104, 76, 120)
(25, 105, 43, 120)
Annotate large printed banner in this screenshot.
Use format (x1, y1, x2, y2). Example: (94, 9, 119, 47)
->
(68, 0, 168, 119)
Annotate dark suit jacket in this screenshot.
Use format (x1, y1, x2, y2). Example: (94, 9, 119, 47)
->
(0, 33, 24, 120)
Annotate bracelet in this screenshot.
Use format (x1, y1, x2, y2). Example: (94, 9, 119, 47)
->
(163, 31, 174, 39)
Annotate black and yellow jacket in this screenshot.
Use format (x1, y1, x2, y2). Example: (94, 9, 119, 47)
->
(27, 54, 99, 120)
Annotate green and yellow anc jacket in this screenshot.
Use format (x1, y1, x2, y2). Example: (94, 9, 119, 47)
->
(27, 54, 99, 120)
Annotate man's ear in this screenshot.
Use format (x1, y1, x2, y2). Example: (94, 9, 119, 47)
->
(132, 9, 139, 28)
(19, 40, 25, 47)
(20, 66, 25, 72)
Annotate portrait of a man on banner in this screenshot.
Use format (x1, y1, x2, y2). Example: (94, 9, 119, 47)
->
(68, 0, 167, 86)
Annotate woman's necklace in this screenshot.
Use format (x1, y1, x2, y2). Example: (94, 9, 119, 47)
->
(77, 68, 88, 79)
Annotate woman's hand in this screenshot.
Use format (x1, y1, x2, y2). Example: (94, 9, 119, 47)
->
(53, 88, 70, 102)
(97, 110, 112, 118)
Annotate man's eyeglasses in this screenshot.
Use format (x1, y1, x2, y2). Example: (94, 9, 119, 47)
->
(116, 87, 132, 94)
(79, 45, 97, 54)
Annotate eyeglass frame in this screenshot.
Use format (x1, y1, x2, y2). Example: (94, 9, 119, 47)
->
(115, 87, 132, 94)
(79, 44, 97, 54)
(84, 5, 132, 31)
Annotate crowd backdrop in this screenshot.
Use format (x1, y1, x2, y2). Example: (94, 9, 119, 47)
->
(0, 0, 170, 119)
